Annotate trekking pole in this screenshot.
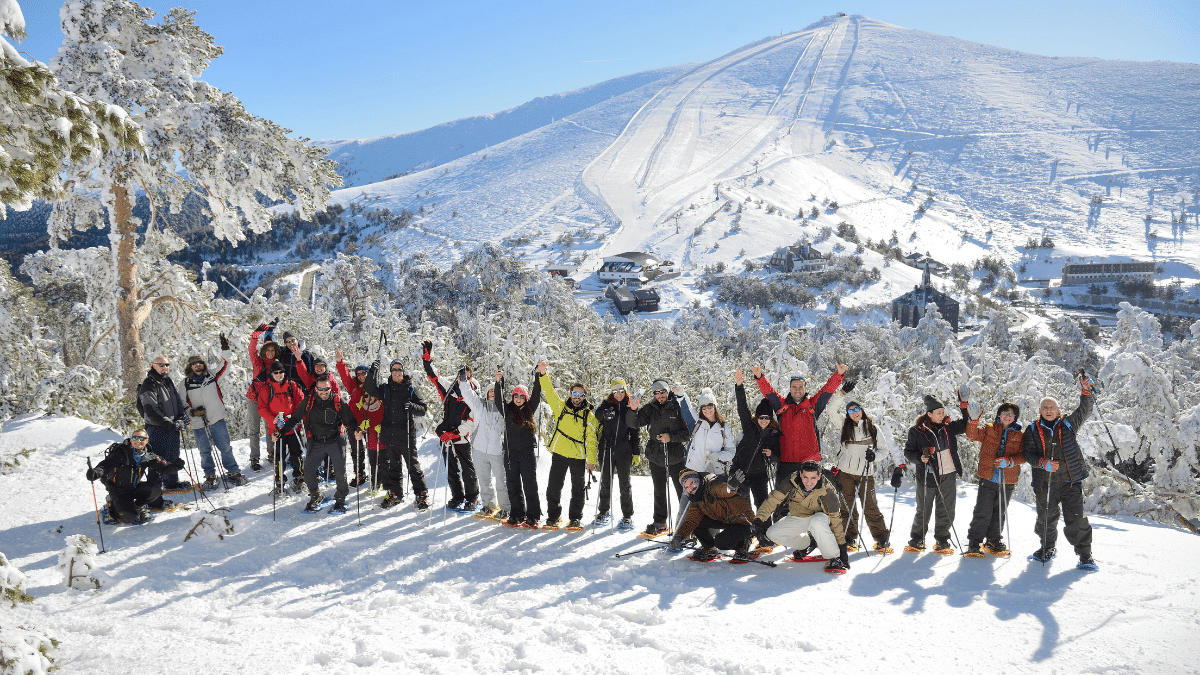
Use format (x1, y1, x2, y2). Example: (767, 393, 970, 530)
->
(272, 433, 283, 521)
(201, 415, 230, 491)
(856, 465, 873, 556)
(180, 466, 219, 512)
(440, 441, 451, 531)
(355, 436, 363, 526)
(614, 543, 668, 558)
(925, 462, 962, 552)
(681, 540, 779, 568)
(995, 467, 1010, 554)
(180, 426, 202, 508)
(86, 457, 107, 554)
(1038, 474, 1051, 566)
(662, 440, 673, 534)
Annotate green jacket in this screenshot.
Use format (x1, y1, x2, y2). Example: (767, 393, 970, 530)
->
(539, 373, 600, 463)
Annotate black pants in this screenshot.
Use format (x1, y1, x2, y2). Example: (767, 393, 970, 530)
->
(273, 433, 304, 485)
(353, 441, 382, 486)
(909, 470, 957, 545)
(967, 479, 1015, 545)
(506, 448, 541, 522)
(304, 439, 348, 500)
(693, 517, 753, 550)
(1033, 479, 1093, 555)
(743, 473, 770, 510)
(443, 441, 479, 503)
(649, 460, 685, 524)
(147, 425, 182, 488)
(597, 451, 634, 519)
(546, 453, 586, 522)
(383, 442, 426, 497)
(107, 482, 159, 523)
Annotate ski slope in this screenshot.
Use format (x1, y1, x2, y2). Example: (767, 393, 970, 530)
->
(3, 413, 1198, 674)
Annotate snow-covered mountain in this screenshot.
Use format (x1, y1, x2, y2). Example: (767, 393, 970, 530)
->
(313, 13, 1200, 316)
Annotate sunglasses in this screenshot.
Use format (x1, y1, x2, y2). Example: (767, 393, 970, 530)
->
(652, 389, 667, 395)
(315, 387, 331, 392)
(153, 362, 169, 367)
(846, 406, 862, 414)
(285, 339, 297, 345)
(611, 388, 626, 394)
(999, 411, 1016, 418)
(131, 435, 149, 441)
(756, 415, 772, 421)
(513, 394, 527, 400)
(390, 368, 404, 373)
(570, 392, 586, 398)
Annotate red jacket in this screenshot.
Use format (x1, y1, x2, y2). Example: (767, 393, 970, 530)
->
(354, 399, 385, 450)
(256, 379, 305, 435)
(295, 359, 341, 398)
(755, 371, 843, 463)
(336, 360, 365, 412)
(246, 326, 276, 400)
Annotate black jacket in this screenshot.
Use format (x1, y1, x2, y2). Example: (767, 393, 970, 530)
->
(138, 369, 185, 428)
(423, 358, 473, 437)
(903, 407, 970, 483)
(362, 368, 427, 451)
(277, 348, 314, 389)
(91, 439, 171, 491)
(634, 394, 690, 467)
(496, 378, 543, 457)
(595, 397, 641, 459)
(280, 392, 359, 443)
(1023, 394, 1093, 485)
(733, 384, 780, 478)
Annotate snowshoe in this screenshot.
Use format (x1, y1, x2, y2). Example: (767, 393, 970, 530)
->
(475, 505, 501, 519)
(1077, 554, 1099, 571)
(414, 493, 430, 513)
(846, 542, 860, 552)
(328, 499, 347, 515)
(380, 492, 404, 509)
(983, 541, 1011, 558)
(933, 542, 956, 556)
(504, 516, 522, 528)
(446, 498, 465, 511)
(963, 542, 986, 558)
(161, 482, 193, 495)
(250, 459, 263, 472)
(873, 542, 894, 555)
(564, 519, 584, 532)
(456, 500, 480, 513)
(291, 477, 305, 493)
(903, 540, 926, 553)
(302, 494, 331, 513)
(617, 517, 636, 531)
(542, 518, 562, 531)
(521, 518, 540, 530)
(147, 499, 176, 513)
(824, 557, 849, 575)
(729, 549, 761, 564)
(228, 472, 249, 487)
(1028, 547, 1057, 563)
(639, 522, 669, 539)
(688, 547, 723, 563)
(594, 513, 612, 526)
(790, 553, 827, 563)
(201, 475, 219, 491)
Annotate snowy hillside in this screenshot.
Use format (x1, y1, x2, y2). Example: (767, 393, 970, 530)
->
(3, 413, 1199, 673)
(309, 13, 1200, 319)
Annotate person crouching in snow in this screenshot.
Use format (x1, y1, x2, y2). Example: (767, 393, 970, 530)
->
(753, 460, 850, 573)
(669, 470, 758, 562)
(685, 388, 735, 476)
(458, 368, 511, 521)
(274, 374, 363, 514)
(963, 402, 1025, 557)
(86, 429, 186, 523)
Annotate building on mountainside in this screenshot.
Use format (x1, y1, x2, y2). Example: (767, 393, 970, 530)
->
(891, 262, 960, 332)
(1060, 261, 1155, 286)
(604, 283, 660, 315)
(545, 263, 580, 286)
(769, 244, 829, 273)
(598, 252, 674, 284)
(903, 251, 949, 276)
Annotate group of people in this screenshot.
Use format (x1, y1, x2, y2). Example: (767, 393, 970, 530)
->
(85, 323, 1101, 574)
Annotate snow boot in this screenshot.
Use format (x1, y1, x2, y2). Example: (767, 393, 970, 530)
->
(873, 541, 894, 555)
(329, 499, 347, 515)
(729, 548, 760, 564)
(446, 498, 464, 511)
(476, 505, 500, 519)
(964, 542, 986, 558)
(521, 518, 541, 529)
(688, 547, 722, 562)
(414, 492, 430, 513)
(227, 472, 249, 487)
(303, 494, 324, 512)
(201, 475, 218, 491)
(148, 499, 175, 513)
(594, 512, 612, 526)
(250, 459, 263, 472)
(543, 517, 562, 531)
(904, 539, 925, 553)
(459, 500, 479, 513)
(845, 541, 860, 552)
(291, 477, 305, 493)
(1028, 547, 1057, 563)
(565, 519, 583, 532)
(824, 557, 849, 575)
(933, 541, 955, 555)
(505, 515, 521, 527)
(984, 540, 1010, 557)
(642, 521, 669, 538)
(617, 517, 635, 531)
(1077, 553, 1099, 571)
(380, 492, 404, 509)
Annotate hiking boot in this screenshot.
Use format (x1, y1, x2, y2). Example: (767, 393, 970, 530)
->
(873, 541, 894, 554)
(505, 515, 521, 527)
(543, 518, 562, 530)
(644, 522, 668, 536)
(903, 539, 925, 552)
(329, 499, 347, 514)
(495, 509, 509, 521)
(291, 477, 305, 493)
(348, 475, 369, 488)
(447, 498, 464, 511)
(1029, 547, 1057, 563)
(303, 494, 324, 512)
(201, 475, 218, 491)
(250, 459, 263, 472)
(617, 517, 635, 531)
(478, 505, 500, 518)
(846, 541, 860, 552)
(933, 541, 955, 555)
(565, 519, 583, 531)
(965, 542, 984, 557)
(147, 499, 175, 512)
(594, 512, 612, 526)
(380, 492, 404, 509)
(983, 540, 1009, 555)
(1078, 553, 1099, 570)
(414, 493, 430, 512)
(227, 473, 249, 487)
(460, 500, 479, 512)
(731, 548, 757, 563)
(690, 547, 721, 562)
(824, 557, 849, 574)
(522, 518, 540, 529)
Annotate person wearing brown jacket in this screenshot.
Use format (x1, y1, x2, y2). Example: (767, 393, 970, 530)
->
(670, 470, 757, 562)
(754, 461, 849, 573)
(963, 403, 1026, 557)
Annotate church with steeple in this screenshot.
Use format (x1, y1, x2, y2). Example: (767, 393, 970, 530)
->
(891, 262, 960, 332)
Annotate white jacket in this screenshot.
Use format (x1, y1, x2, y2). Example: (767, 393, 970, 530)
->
(178, 351, 232, 430)
(459, 378, 505, 456)
(828, 391, 876, 476)
(685, 419, 735, 474)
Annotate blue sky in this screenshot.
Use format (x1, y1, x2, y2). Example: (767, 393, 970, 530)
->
(15, 1, 1200, 141)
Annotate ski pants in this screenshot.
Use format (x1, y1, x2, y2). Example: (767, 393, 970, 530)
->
(354, 440, 382, 486)
(248, 398, 262, 462)
(304, 438, 348, 500)
(966, 477, 1015, 546)
(767, 513, 840, 559)
(597, 450, 634, 519)
(474, 451, 509, 512)
(837, 471, 890, 545)
(274, 433, 304, 484)
(442, 441, 479, 503)
(1033, 479, 1092, 555)
(649, 459, 685, 525)
(383, 442, 426, 497)
(147, 425, 182, 488)
(106, 482, 159, 523)
(693, 516, 753, 550)
(742, 472, 771, 511)
(909, 470, 956, 546)
(193, 419, 239, 477)
(506, 448, 541, 522)
(546, 453, 586, 523)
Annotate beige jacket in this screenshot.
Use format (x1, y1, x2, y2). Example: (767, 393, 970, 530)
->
(754, 471, 845, 545)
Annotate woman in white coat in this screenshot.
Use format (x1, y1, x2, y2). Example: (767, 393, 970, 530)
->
(685, 388, 736, 475)
(457, 368, 510, 520)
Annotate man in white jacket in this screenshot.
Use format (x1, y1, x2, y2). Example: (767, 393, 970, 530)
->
(458, 368, 510, 520)
(179, 334, 247, 490)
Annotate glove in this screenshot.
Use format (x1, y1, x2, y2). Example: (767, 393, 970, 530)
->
(1080, 373, 1094, 395)
(86, 468, 99, 482)
(890, 466, 904, 488)
(667, 536, 684, 552)
(631, 455, 642, 467)
(422, 340, 433, 360)
(839, 542, 850, 568)
(174, 419, 187, 432)
(257, 322, 268, 331)
(967, 400, 981, 420)
(842, 380, 856, 393)
(438, 431, 461, 443)
(752, 519, 769, 539)
(268, 316, 279, 328)
(190, 406, 207, 418)
(457, 367, 469, 382)
(728, 469, 745, 490)
(994, 457, 1014, 468)
(219, 333, 230, 351)
(958, 382, 973, 402)
(865, 450, 876, 463)
(830, 466, 840, 476)
(1040, 459, 1059, 472)
(170, 458, 186, 470)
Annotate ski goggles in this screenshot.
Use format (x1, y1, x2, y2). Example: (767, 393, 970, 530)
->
(652, 388, 667, 395)
(315, 386, 332, 392)
(390, 367, 404, 373)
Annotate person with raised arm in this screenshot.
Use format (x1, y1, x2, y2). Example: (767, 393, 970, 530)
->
(361, 355, 430, 512)
(422, 341, 481, 512)
(496, 367, 543, 528)
(732, 368, 780, 509)
(246, 318, 279, 471)
(751, 363, 848, 481)
(458, 368, 510, 521)
(536, 361, 599, 531)
(593, 379, 641, 529)
(902, 391, 971, 554)
(827, 383, 894, 554)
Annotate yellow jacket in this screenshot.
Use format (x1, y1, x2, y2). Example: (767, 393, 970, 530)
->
(538, 373, 599, 463)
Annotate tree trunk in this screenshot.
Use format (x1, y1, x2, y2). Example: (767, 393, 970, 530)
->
(113, 182, 143, 399)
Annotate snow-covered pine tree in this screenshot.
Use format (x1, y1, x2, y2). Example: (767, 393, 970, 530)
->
(48, 0, 341, 397)
(57, 534, 110, 591)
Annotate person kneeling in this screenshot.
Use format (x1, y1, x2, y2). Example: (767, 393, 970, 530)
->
(86, 429, 185, 524)
(669, 470, 757, 562)
(753, 460, 850, 574)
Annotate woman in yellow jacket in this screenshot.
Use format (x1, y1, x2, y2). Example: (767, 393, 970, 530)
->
(537, 361, 599, 531)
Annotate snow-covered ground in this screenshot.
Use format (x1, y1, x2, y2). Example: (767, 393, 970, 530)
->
(3, 413, 1198, 674)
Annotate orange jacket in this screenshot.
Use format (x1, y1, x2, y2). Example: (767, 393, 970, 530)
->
(965, 420, 1026, 484)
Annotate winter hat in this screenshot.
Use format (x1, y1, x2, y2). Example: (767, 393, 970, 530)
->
(269, 361, 286, 374)
(845, 400, 863, 412)
(698, 387, 717, 408)
(354, 364, 369, 374)
(389, 359, 404, 371)
(312, 356, 327, 369)
(280, 331, 295, 342)
(651, 379, 670, 394)
(610, 378, 628, 391)
(511, 385, 530, 399)
(754, 398, 775, 418)
(923, 394, 945, 413)
(186, 354, 205, 368)
(678, 468, 701, 483)
(259, 341, 279, 360)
